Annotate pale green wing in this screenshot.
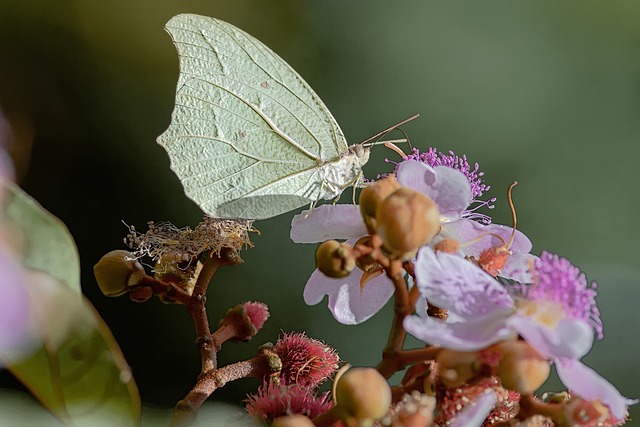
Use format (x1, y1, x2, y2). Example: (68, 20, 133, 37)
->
(158, 14, 349, 219)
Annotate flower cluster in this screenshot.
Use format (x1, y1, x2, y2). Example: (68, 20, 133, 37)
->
(289, 147, 635, 426)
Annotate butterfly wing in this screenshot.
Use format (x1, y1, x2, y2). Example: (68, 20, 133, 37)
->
(157, 14, 349, 219)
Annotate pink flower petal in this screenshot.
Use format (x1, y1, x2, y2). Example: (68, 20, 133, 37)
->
(415, 247, 513, 318)
(397, 161, 471, 220)
(290, 204, 367, 243)
(404, 313, 515, 351)
(555, 359, 637, 420)
(507, 314, 593, 360)
(303, 261, 394, 325)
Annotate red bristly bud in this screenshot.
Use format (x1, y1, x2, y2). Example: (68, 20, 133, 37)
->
(274, 332, 340, 388)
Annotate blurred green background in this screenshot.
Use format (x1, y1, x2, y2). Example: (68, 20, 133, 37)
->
(1, 0, 639, 424)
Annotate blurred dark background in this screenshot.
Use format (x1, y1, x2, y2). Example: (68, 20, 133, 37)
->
(1, 0, 639, 424)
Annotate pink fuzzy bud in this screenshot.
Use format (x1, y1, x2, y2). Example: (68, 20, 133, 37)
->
(274, 332, 340, 388)
(242, 301, 269, 330)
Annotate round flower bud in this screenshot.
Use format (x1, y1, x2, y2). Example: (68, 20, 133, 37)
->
(316, 240, 355, 278)
(376, 188, 440, 260)
(436, 349, 480, 388)
(94, 250, 146, 297)
(334, 367, 391, 425)
(272, 415, 315, 427)
(497, 341, 550, 395)
(359, 176, 401, 234)
(129, 286, 153, 303)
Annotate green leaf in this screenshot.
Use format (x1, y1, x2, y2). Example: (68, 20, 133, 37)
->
(2, 180, 80, 293)
(1, 180, 141, 425)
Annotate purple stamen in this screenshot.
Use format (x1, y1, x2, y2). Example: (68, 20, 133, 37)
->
(402, 147, 491, 199)
(529, 251, 603, 340)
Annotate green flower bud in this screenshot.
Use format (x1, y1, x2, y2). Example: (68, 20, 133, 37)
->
(94, 250, 146, 297)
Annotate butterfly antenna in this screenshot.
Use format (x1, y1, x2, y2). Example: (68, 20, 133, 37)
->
(361, 113, 420, 147)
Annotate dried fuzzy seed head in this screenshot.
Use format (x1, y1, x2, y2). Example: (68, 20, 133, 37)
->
(497, 341, 550, 395)
(124, 216, 256, 266)
(376, 188, 440, 260)
(334, 367, 392, 425)
(359, 175, 401, 234)
(316, 240, 355, 278)
(154, 256, 202, 296)
(93, 250, 146, 297)
(245, 383, 332, 422)
(274, 332, 340, 388)
(436, 349, 481, 389)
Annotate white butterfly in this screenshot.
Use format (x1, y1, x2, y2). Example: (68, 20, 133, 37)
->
(157, 14, 371, 220)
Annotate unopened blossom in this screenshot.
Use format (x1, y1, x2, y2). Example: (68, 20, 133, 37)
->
(291, 156, 532, 324)
(274, 332, 339, 388)
(245, 382, 332, 422)
(404, 247, 633, 419)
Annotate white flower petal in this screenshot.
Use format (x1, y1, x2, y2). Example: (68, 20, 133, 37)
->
(404, 313, 515, 351)
(303, 268, 394, 325)
(415, 247, 513, 318)
(556, 359, 637, 420)
(507, 314, 594, 360)
(290, 204, 367, 243)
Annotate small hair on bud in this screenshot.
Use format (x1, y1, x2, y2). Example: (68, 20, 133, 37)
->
(93, 250, 146, 297)
(315, 240, 355, 278)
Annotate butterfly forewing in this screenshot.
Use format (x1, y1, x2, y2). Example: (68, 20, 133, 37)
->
(158, 14, 351, 219)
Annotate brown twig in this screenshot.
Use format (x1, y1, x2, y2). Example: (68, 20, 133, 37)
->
(171, 347, 282, 427)
(377, 259, 418, 378)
